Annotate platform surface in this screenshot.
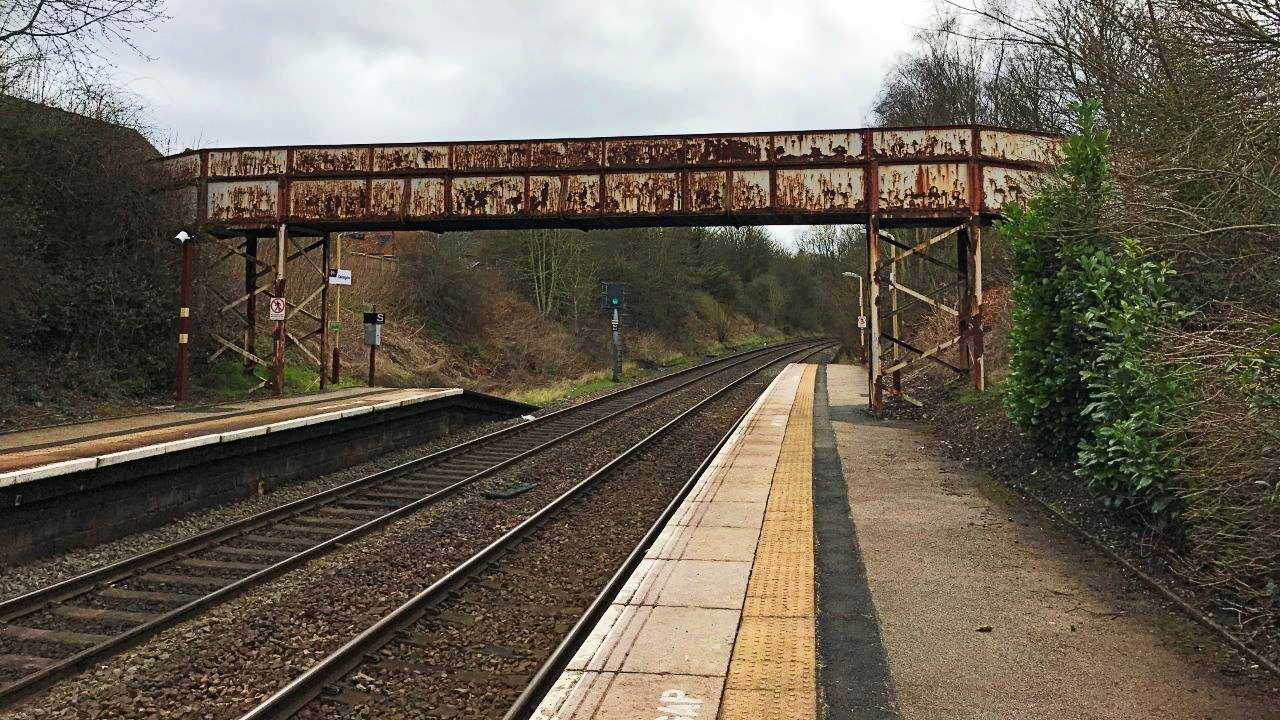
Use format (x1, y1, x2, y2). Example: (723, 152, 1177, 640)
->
(533, 362, 819, 720)
(529, 363, 1269, 720)
(0, 387, 461, 484)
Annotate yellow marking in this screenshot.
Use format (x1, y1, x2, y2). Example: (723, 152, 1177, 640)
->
(721, 364, 817, 720)
(178, 333, 189, 344)
(179, 307, 190, 317)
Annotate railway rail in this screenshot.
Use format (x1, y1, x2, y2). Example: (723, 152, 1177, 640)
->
(0, 339, 825, 707)
(235, 341, 835, 719)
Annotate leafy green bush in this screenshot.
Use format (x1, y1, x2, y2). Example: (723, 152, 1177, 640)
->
(1071, 239, 1184, 516)
(1003, 100, 1188, 520)
(1003, 101, 1112, 454)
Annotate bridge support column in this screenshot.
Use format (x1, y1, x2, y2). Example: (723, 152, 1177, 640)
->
(319, 234, 330, 390)
(273, 224, 288, 398)
(866, 214, 884, 415)
(966, 217, 985, 391)
(244, 236, 258, 376)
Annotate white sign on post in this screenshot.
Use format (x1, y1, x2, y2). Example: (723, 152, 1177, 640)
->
(858, 315, 868, 329)
(268, 297, 287, 321)
(328, 268, 352, 285)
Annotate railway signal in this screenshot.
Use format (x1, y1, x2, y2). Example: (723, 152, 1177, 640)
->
(602, 282, 626, 382)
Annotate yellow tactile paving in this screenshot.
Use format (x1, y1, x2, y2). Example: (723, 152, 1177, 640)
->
(721, 364, 817, 720)
(719, 688, 817, 720)
(725, 616, 817, 690)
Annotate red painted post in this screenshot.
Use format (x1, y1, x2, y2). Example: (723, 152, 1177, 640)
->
(331, 233, 342, 384)
(273, 224, 288, 398)
(176, 234, 193, 403)
(319, 234, 330, 391)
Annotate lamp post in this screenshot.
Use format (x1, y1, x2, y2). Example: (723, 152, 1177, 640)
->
(842, 271, 866, 363)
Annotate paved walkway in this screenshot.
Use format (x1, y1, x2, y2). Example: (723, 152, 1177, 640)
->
(534, 363, 818, 719)
(530, 363, 1270, 719)
(0, 387, 460, 482)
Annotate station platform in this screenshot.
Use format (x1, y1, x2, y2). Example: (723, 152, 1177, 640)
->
(0, 387, 461, 484)
(0, 386, 535, 563)
(531, 363, 1267, 720)
(533, 363, 822, 719)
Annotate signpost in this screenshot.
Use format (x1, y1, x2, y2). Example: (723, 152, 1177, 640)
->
(363, 310, 384, 387)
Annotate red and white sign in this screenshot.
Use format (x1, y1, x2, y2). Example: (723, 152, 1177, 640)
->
(857, 315, 867, 329)
(268, 297, 287, 321)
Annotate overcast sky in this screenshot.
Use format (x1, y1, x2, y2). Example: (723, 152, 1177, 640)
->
(107, 0, 936, 246)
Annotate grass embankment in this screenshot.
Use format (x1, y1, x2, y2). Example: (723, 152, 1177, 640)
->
(507, 331, 788, 407)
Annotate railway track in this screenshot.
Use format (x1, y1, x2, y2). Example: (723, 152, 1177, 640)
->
(0, 339, 824, 707)
(235, 341, 835, 720)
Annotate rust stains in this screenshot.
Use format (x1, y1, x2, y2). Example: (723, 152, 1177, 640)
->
(980, 131, 1062, 165)
(879, 163, 967, 210)
(873, 129, 969, 159)
(731, 170, 771, 211)
(293, 147, 369, 174)
(291, 179, 368, 219)
(369, 179, 404, 217)
(207, 180, 278, 221)
(773, 133, 861, 163)
(776, 168, 865, 211)
(374, 145, 448, 171)
(408, 178, 446, 217)
(530, 141, 602, 169)
(604, 172, 681, 213)
(208, 150, 284, 177)
(452, 176, 525, 215)
(605, 139, 685, 167)
(564, 174, 601, 214)
(529, 176, 562, 214)
(688, 171, 727, 212)
(983, 167, 1039, 210)
(688, 136, 769, 164)
(454, 143, 528, 170)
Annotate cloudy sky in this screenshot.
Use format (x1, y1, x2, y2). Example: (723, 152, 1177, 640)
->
(107, 0, 937, 245)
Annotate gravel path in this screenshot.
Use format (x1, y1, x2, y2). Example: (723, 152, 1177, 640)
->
(2, 347, 815, 718)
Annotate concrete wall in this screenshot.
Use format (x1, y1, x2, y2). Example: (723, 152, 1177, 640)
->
(0, 394, 527, 563)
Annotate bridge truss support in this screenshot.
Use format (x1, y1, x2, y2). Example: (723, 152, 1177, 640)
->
(194, 226, 334, 400)
(865, 217, 985, 414)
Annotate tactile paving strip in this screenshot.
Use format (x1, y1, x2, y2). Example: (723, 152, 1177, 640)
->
(721, 364, 817, 720)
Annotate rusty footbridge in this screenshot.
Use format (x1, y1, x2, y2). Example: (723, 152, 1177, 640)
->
(158, 125, 1060, 411)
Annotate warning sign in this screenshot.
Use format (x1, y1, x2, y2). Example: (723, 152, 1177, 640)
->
(858, 315, 868, 329)
(269, 297, 287, 321)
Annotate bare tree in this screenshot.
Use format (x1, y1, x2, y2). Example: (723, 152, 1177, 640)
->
(1, 0, 167, 98)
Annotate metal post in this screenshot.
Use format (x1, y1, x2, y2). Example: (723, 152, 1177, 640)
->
(331, 233, 342, 384)
(611, 308, 623, 382)
(244, 236, 258, 376)
(890, 237, 902, 394)
(176, 235, 193, 403)
(319, 235, 330, 390)
(867, 215, 884, 413)
(967, 216, 985, 390)
(273, 224, 287, 398)
(957, 224, 974, 390)
(368, 305, 377, 387)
